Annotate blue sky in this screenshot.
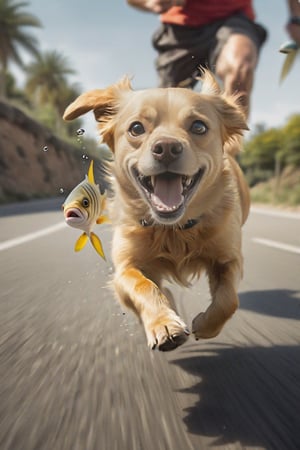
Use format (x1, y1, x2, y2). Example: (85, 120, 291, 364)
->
(14, 1, 300, 138)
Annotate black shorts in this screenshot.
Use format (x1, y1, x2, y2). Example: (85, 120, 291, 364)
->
(152, 13, 267, 88)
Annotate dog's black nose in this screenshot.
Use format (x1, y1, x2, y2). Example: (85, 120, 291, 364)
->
(151, 139, 183, 164)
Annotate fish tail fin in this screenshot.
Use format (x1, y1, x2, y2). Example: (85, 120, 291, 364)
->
(90, 232, 106, 260)
(74, 233, 89, 252)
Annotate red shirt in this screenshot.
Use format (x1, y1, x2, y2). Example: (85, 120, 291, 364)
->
(161, 0, 255, 27)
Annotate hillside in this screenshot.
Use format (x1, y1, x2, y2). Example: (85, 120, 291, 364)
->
(0, 101, 88, 204)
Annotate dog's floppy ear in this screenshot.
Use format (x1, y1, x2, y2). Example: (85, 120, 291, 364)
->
(215, 94, 249, 142)
(199, 68, 222, 95)
(199, 69, 248, 151)
(63, 77, 132, 149)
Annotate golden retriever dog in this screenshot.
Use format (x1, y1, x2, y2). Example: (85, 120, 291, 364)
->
(63, 70, 250, 351)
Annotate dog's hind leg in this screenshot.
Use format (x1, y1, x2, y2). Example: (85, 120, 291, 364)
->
(192, 259, 241, 339)
(113, 267, 189, 351)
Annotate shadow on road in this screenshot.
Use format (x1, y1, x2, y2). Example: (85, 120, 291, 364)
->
(239, 289, 300, 320)
(171, 343, 300, 449)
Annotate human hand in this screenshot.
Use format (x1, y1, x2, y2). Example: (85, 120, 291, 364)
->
(144, 0, 186, 14)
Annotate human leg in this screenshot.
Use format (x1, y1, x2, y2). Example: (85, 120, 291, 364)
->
(215, 33, 257, 118)
(152, 23, 212, 88)
(211, 15, 267, 118)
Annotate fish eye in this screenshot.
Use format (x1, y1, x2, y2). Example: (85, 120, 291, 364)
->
(128, 121, 145, 137)
(82, 197, 89, 208)
(190, 120, 208, 135)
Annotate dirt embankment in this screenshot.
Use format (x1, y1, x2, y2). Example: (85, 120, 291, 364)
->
(0, 101, 86, 203)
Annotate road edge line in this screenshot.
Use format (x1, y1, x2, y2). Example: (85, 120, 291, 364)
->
(252, 237, 300, 255)
(0, 222, 66, 252)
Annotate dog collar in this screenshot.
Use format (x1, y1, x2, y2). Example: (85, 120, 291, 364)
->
(140, 218, 199, 230)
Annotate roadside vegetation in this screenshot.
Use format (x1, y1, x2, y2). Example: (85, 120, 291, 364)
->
(0, 0, 99, 155)
(240, 116, 300, 206)
(0, 0, 299, 206)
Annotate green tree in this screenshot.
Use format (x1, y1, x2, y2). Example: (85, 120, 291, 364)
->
(0, 0, 41, 97)
(25, 50, 75, 106)
(25, 50, 77, 133)
(281, 114, 300, 167)
(4, 71, 29, 104)
(241, 127, 284, 186)
(242, 114, 300, 187)
(243, 128, 283, 169)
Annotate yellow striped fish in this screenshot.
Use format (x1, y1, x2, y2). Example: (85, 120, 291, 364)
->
(62, 160, 108, 259)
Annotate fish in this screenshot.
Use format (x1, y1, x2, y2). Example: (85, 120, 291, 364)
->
(279, 40, 300, 82)
(62, 160, 109, 259)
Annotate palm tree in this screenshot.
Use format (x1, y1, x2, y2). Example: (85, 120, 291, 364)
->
(25, 50, 76, 106)
(25, 50, 77, 133)
(55, 81, 81, 116)
(5, 71, 30, 105)
(0, 0, 41, 97)
(51, 80, 83, 136)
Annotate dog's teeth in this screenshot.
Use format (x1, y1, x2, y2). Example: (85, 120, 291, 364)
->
(151, 176, 155, 187)
(182, 176, 193, 187)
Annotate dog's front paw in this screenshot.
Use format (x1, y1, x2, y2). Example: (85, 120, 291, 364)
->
(192, 312, 223, 340)
(144, 311, 190, 351)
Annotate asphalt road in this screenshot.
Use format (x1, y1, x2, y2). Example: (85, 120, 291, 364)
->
(0, 198, 299, 450)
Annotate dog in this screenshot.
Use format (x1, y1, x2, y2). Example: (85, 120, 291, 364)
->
(63, 70, 250, 351)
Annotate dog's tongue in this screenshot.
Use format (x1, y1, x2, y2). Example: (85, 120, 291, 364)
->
(151, 174, 183, 211)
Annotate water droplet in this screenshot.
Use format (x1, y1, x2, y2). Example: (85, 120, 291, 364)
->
(76, 128, 85, 136)
(82, 154, 89, 160)
(59, 188, 64, 194)
(43, 146, 48, 152)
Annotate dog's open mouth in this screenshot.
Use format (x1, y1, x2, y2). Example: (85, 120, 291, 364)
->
(132, 168, 205, 221)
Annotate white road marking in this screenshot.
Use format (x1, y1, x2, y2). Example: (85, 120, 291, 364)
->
(253, 237, 300, 255)
(0, 222, 66, 252)
(251, 207, 300, 220)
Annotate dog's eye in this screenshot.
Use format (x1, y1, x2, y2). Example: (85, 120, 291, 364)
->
(190, 120, 207, 135)
(82, 197, 89, 208)
(128, 121, 145, 137)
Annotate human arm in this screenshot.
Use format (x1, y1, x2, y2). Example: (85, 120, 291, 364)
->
(126, 0, 185, 14)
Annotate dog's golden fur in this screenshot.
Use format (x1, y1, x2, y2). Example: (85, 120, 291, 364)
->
(64, 70, 250, 351)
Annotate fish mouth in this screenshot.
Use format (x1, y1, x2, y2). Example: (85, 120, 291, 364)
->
(132, 167, 205, 224)
(64, 207, 87, 226)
